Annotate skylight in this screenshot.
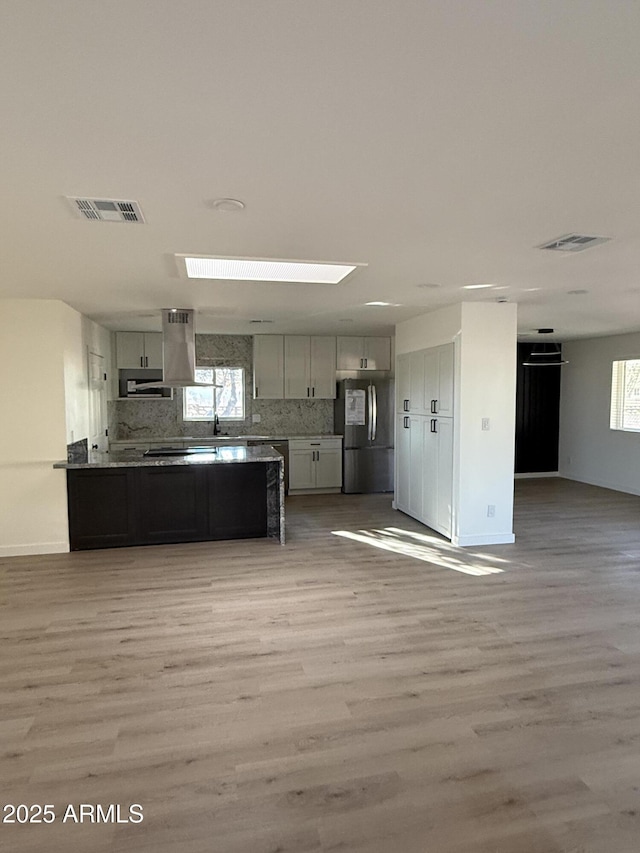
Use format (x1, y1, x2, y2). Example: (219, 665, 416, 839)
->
(178, 255, 363, 284)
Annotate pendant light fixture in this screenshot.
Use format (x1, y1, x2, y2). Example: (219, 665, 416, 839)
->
(522, 329, 568, 367)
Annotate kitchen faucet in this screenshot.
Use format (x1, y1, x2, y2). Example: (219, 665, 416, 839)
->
(213, 414, 220, 436)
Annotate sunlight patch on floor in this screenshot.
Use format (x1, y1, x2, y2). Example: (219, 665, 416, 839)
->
(332, 526, 506, 576)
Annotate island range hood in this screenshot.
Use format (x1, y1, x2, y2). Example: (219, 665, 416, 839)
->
(135, 308, 212, 389)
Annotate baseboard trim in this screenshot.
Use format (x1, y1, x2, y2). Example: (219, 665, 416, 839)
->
(514, 471, 559, 479)
(288, 488, 342, 496)
(0, 541, 69, 558)
(556, 473, 640, 498)
(452, 532, 516, 547)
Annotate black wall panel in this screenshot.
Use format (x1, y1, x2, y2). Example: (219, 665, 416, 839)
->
(515, 342, 562, 473)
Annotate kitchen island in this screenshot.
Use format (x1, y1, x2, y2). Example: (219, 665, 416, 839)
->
(54, 445, 285, 550)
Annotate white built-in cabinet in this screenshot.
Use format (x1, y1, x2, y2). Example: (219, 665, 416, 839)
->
(115, 332, 163, 369)
(288, 438, 342, 493)
(284, 336, 337, 399)
(336, 336, 391, 371)
(396, 343, 454, 539)
(397, 345, 454, 416)
(254, 335, 337, 399)
(253, 335, 285, 399)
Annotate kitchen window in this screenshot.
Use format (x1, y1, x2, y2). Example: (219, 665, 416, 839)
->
(183, 367, 245, 421)
(610, 358, 640, 431)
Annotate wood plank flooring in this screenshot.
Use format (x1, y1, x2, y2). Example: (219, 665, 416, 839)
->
(1, 478, 640, 852)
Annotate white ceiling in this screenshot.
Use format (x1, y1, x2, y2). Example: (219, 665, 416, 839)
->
(1, 1, 639, 340)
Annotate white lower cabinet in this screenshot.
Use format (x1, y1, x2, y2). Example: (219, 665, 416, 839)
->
(288, 439, 342, 494)
(395, 413, 453, 538)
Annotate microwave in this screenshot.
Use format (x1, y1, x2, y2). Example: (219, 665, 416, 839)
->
(118, 369, 173, 399)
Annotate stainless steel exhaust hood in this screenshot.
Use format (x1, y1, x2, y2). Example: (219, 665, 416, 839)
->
(135, 308, 210, 389)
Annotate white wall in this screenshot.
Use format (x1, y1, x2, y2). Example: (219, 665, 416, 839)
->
(559, 331, 640, 495)
(63, 312, 113, 444)
(0, 299, 112, 557)
(396, 304, 462, 354)
(455, 303, 517, 546)
(0, 300, 72, 555)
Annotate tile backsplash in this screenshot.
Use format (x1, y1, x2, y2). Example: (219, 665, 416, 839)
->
(110, 334, 335, 439)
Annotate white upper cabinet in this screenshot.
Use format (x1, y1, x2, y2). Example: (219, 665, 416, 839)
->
(284, 336, 310, 399)
(253, 335, 284, 399)
(424, 343, 454, 416)
(397, 343, 454, 416)
(116, 332, 163, 369)
(337, 336, 391, 371)
(309, 336, 337, 399)
(266, 335, 337, 400)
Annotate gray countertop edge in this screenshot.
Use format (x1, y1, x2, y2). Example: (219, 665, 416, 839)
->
(54, 445, 285, 470)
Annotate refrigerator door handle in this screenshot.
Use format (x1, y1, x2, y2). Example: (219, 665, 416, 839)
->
(372, 384, 377, 442)
(367, 385, 373, 441)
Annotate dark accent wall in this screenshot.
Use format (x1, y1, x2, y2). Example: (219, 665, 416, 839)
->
(515, 343, 561, 473)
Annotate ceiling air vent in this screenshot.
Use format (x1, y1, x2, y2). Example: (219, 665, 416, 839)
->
(66, 197, 145, 223)
(537, 233, 610, 252)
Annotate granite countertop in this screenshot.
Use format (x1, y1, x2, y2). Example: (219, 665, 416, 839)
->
(54, 444, 285, 470)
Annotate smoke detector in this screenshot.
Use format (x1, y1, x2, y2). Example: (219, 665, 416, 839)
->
(66, 197, 145, 223)
(537, 233, 610, 252)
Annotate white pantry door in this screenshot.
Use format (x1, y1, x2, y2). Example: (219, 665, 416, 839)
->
(88, 350, 108, 452)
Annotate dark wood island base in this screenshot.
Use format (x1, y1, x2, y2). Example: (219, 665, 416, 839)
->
(55, 446, 285, 550)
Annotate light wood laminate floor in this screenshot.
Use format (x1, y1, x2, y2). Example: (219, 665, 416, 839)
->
(1, 478, 640, 852)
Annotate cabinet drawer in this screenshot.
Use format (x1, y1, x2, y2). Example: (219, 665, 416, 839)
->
(289, 438, 342, 451)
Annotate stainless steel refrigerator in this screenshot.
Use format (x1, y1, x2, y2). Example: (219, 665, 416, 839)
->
(335, 379, 395, 493)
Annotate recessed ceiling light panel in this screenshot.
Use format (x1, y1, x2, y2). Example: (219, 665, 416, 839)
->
(462, 283, 494, 290)
(178, 255, 364, 284)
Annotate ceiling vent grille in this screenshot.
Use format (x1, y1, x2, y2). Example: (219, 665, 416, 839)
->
(167, 310, 191, 325)
(66, 197, 145, 223)
(537, 233, 610, 252)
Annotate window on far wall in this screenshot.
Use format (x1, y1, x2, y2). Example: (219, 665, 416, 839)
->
(183, 367, 245, 421)
(610, 358, 640, 431)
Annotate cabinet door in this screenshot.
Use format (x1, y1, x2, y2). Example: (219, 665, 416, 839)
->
(143, 333, 163, 369)
(397, 354, 411, 413)
(253, 335, 284, 399)
(422, 419, 439, 528)
(410, 350, 426, 413)
(137, 466, 208, 544)
(116, 332, 145, 368)
(436, 344, 455, 417)
(336, 336, 364, 370)
(423, 348, 439, 415)
(315, 447, 342, 488)
(288, 448, 316, 490)
(67, 469, 137, 550)
(408, 416, 426, 520)
(395, 413, 411, 511)
(284, 336, 311, 399)
(364, 337, 391, 370)
(310, 336, 337, 399)
(436, 417, 453, 536)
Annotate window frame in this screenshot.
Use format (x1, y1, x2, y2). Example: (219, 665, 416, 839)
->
(182, 366, 245, 422)
(610, 357, 640, 433)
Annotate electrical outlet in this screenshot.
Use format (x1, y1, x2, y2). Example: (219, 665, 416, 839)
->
(481, 418, 490, 431)
(487, 504, 495, 517)
(252, 413, 261, 423)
